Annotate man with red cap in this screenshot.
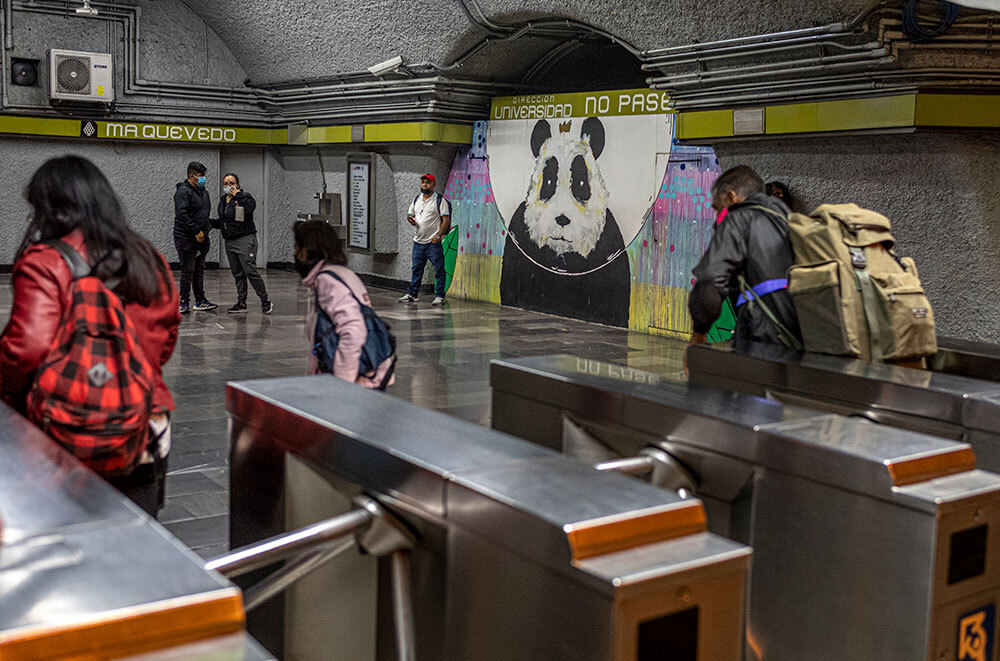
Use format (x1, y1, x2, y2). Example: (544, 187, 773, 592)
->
(400, 173, 451, 305)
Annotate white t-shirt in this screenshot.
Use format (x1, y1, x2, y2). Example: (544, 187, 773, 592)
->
(407, 193, 451, 244)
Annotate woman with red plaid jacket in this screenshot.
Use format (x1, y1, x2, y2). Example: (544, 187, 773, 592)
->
(0, 155, 180, 516)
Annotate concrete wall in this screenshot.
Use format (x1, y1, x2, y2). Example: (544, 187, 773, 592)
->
(265, 145, 458, 283)
(713, 134, 1000, 342)
(0, 136, 218, 263)
(2, 0, 254, 122)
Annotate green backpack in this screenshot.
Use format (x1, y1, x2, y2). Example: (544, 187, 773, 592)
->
(786, 204, 937, 362)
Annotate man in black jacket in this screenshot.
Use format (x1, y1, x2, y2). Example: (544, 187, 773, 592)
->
(173, 161, 218, 314)
(688, 165, 801, 355)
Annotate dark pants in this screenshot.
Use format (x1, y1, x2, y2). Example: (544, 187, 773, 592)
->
(226, 234, 269, 304)
(175, 236, 211, 304)
(106, 457, 168, 518)
(408, 241, 446, 298)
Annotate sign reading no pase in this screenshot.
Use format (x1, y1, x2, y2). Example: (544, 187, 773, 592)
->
(79, 119, 284, 144)
(490, 88, 673, 121)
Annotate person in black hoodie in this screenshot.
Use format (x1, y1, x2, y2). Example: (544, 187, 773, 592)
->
(688, 165, 802, 357)
(213, 172, 271, 314)
(173, 161, 218, 314)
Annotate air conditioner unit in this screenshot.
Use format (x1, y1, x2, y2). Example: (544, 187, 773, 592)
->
(49, 49, 113, 103)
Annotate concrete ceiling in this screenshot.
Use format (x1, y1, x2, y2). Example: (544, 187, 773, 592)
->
(182, 0, 874, 86)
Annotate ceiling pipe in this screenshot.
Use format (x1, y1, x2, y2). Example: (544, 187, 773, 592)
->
(647, 48, 890, 87)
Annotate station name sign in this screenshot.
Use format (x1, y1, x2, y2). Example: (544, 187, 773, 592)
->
(490, 88, 673, 120)
(79, 119, 281, 144)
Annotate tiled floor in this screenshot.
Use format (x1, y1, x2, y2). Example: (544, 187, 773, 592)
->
(0, 270, 689, 557)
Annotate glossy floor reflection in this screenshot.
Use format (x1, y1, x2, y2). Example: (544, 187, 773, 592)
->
(1, 270, 689, 557)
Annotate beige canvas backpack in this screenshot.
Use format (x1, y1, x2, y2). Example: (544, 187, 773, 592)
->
(786, 204, 937, 362)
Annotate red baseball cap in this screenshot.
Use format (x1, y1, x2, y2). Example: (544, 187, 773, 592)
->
(420, 173, 436, 184)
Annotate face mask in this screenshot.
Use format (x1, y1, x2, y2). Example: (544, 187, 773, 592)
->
(224, 185, 235, 196)
(197, 176, 207, 187)
(294, 258, 316, 278)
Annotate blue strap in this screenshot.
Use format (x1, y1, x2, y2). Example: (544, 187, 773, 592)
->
(735, 278, 788, 308)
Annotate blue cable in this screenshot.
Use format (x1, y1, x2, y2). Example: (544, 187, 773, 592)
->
(902, 0, 961, 42)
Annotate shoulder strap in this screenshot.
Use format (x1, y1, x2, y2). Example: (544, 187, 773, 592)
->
(745, 204, 788, 222)
(436, 194, 444, 214)
(737, 273, 803, 351)
(317, 269, 368, 311)
(48, 240, 91, 281)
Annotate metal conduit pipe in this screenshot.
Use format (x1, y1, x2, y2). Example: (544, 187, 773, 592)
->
(642, 39, 882, 70)
(641, 0, 886, 57)
(2, 0, 11, 49)
(670, 83, 914, 109)
(669, 72, 1000, 102)
(642, 32, 868, 66)
(456, 0, 507, 37)
(651, 56, 895, 90)
(668, 67, 1000, 105)
(647, 48, 889, 86)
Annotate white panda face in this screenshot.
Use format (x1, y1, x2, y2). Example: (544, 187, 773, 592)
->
(523, 126, 610, 259)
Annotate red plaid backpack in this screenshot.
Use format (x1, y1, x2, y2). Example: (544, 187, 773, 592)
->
(26, 240, 155, 477)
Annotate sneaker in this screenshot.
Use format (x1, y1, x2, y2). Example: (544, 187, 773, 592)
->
(398, 294, 418, 303)
(432, 297, 445, 306)
(262, 300, 274, 315)
(193, 299, 218, 311)
(179, 302, 191, 314)
(227, 302, 248, 314)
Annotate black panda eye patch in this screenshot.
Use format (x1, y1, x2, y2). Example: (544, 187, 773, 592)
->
(540, 157, 558, 201)
(571, 155, 591, 203)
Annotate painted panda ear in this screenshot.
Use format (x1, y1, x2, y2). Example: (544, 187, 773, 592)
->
(530, 120, 551, 158)
(581, 117, 605, 159)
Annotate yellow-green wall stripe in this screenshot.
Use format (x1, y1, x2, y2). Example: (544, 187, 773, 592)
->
(676, 92, 1000, 140)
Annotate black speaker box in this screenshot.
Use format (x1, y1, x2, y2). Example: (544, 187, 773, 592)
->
(11, 58, 39, 87)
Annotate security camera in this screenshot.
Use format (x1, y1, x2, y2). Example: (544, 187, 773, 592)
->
(368, 55, 403, 77)
(75, 0, 98, 15)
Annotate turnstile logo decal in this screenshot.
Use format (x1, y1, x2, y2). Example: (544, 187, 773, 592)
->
(958, 604, 995, 661)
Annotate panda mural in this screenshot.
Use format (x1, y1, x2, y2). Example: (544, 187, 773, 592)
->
(500, 117, 631, 327)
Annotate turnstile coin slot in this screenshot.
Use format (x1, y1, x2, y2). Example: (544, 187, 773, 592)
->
(949, 524, 989, 585)
(637, 607, 698, 661)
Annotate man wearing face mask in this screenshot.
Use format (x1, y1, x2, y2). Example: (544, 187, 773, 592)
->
(399, 174, 451, 306)
(173, 161, 218, 314)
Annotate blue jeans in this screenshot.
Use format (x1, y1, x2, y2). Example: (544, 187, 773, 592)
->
(408, 241, 446, 298)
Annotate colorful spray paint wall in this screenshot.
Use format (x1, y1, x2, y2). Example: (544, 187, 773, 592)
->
(442, 90, 724, 337)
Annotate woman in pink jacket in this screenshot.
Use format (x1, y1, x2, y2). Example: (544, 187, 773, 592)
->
(294, 220, 394, 388)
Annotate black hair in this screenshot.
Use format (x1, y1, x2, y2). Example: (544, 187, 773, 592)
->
(19, 155, 171, 306)
(766, 181, 796, 212)
(187, 161, 207, 176)
(293, 220, 347, 266)
(223, 172, 239, 185)
(712, 165, 764, 201)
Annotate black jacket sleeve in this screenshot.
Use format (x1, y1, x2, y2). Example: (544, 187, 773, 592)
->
(239, 192, 257, 215)
(211, 197, 225, 230)
(174, 187, 200, 236)
(689, 214, 749, 334)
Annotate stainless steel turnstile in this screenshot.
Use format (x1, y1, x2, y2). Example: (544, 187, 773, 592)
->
(687, 341, 1000, 471)
(0, 400, 266, 660)
(490, 354, 1000, 661)
(227, 375, 752, 661)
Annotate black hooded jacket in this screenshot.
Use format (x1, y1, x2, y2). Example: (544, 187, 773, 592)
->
(173, 180, 212, 244)
(689, 193, 802, 350)
(214, 191, 258, 241)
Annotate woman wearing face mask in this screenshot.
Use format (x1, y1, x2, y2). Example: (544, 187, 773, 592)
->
(294, 220, 394, 388)
(213, 173, 272, 314)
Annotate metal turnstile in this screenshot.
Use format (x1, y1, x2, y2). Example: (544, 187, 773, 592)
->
(490, 354, 1000, 661)
(687, 341, 1000, 471)
(227, 375, 751, 661)
(0, 401, 265, 660)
